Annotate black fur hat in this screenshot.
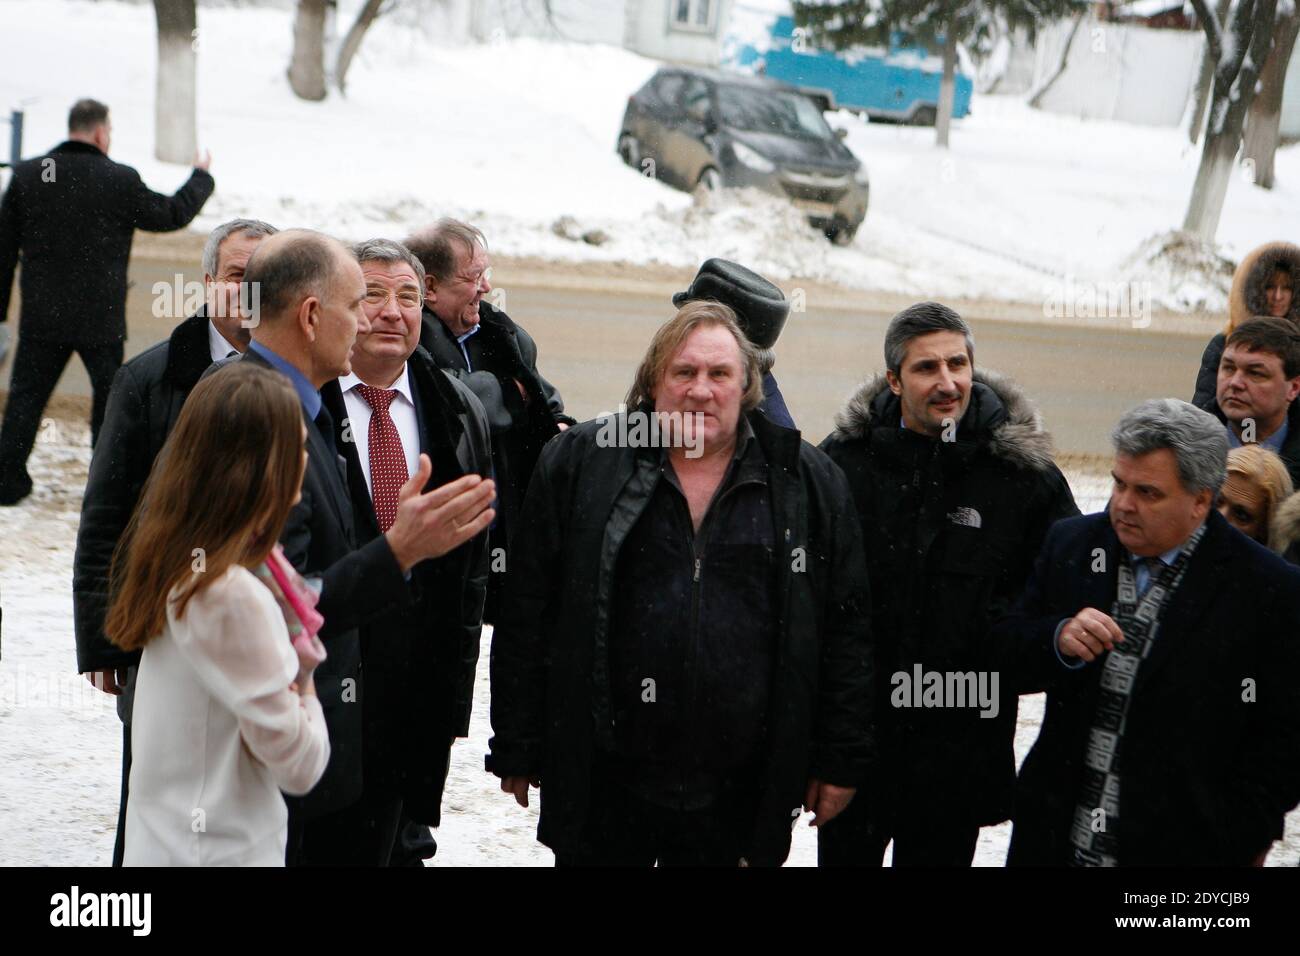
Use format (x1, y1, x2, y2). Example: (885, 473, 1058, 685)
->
(672, 258, 790, 349)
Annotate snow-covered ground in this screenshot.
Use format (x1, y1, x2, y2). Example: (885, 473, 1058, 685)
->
(3, 0, 1298, 313)
(2, 432, 1297, 867)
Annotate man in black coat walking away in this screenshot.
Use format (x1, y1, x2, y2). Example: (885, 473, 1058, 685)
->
(72, 217, 275, 865)
(999, 399, 1300, 865)
(0, 99, 214, 504)
(406, 219, 574, 622)
(818, 301, 1078, 866)
(488, 300, 874, 866)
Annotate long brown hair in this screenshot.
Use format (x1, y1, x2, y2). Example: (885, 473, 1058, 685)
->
(105, 362, 306, 651)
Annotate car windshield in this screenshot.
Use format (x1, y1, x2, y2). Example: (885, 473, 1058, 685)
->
(716, 85, 833, 140)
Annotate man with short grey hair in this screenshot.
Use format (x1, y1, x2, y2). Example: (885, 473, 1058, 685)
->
(1001, 398, 1300, 865)
(819, 300, 1077, 866)
(73, 217, 275, 865)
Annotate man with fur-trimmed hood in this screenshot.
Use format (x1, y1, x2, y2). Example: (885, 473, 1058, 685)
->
(817, 301, 1078, 866)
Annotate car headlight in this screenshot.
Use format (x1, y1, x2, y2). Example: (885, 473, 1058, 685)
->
(732, 141, 776, 173)
(853, 163, 870, 186)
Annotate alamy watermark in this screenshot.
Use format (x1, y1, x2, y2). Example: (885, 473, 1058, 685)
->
(890, 665, 1000, 719)
(594, 405, 706, 459)
(1042, 275, 1152, 328)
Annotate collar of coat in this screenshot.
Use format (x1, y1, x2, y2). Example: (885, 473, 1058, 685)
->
(163, 307, 217, 390)
(829, 367, 1058, 473)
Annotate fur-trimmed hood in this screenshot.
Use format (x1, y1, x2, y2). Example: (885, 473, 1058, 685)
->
(830, 367, 1059, 473)
(1226, 240, 1300, 334)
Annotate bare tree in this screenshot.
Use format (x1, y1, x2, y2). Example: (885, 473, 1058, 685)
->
(1242, 3, 1300, 189)
(1187, 0, 1233, 145)
(289, 0, 329, 101)
(153, 0, 197, 163)
(1182, 0, 1279, 242)
(336, 0, 387, 94)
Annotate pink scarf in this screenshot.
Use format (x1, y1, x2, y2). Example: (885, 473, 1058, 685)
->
(253, 545, 325, 658)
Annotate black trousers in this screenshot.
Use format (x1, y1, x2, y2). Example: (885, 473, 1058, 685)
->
(0, 335, 122, 494)
(556, 772, 759, 867)
(817, 790, 980, 866)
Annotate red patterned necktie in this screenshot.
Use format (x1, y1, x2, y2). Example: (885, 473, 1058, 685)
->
(355, 384, 409, 533)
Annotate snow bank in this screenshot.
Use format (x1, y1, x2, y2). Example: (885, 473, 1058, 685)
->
(2, 0, 1298, 315)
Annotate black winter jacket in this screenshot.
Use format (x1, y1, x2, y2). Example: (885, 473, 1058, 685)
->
(487, 408, 875, 865)
(0, 141, 213, 344)
(819, 370, 1078, 827)
(73, 311, 214, 673)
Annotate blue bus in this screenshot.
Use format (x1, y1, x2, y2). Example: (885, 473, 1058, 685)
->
(728, 14, 973, 125)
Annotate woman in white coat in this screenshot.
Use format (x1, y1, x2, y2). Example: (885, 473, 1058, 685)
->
(106, 362, 330, 866)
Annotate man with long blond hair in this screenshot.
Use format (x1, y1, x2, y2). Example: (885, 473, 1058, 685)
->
(488, 300, 875, 866)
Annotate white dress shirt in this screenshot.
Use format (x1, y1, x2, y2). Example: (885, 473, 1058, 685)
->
(124, 565, 330, 866)
(339, 365, 421, 496)
(208, 320, 240, 363)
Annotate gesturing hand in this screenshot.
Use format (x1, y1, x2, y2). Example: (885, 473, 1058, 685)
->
(1057, 607, 1125, 662)
(384, 455, 496, 572)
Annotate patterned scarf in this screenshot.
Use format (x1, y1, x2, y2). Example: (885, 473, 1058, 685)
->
(1069, 522, 1207, 867)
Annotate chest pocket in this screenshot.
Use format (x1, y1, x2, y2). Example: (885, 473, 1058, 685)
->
(933, 523, 1018, 578)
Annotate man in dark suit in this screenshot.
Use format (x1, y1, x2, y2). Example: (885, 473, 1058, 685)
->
(72, 218, 276, 865)
(999, 398, 1300, 866)
(311, 238, 491, 865)
(0, 98, 214, 504)
(406, 219, 573, 621)
(233, 229, 495, 865)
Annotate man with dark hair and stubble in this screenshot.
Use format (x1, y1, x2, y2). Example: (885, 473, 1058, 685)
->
(73, 217, 276, 866)
(230, 229, 496, 864)
(0, 98, 214, 504)
(818, 301, 1078, 866)
(1199, 316, 1300, 487)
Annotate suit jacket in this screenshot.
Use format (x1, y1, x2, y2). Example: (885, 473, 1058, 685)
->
(321, 347, 492, 825)
(0, 141, 213, 344)
(235, 348, 412, 820)
(999, 509, 1300, 865)
(73, 311, 214, 675)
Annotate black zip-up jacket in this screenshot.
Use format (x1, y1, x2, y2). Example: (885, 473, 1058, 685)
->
(487, 407, 875, 865)
(820, 369, 1079, 828)
(608, 422, 778, 806)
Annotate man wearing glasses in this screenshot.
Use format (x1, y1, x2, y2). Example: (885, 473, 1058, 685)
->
(406, 219, 574, 625)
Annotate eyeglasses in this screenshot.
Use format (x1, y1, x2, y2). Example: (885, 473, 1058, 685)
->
(364, 287, 423, 309)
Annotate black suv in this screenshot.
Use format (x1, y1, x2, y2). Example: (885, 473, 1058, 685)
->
(617, 67, 869, 244)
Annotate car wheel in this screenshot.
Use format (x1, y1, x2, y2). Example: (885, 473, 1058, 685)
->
(617, 133, 641, 168)
(910, 106, 937, 127)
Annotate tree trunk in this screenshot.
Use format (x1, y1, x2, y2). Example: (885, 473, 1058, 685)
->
(1028, 11, 1084, 109)
(1243, 9, 1300, 189)
(153, 0, 197, 164)
(935, 25, 957, 148)
(288, 0, 328, 101)
(336, 0, 385, 94)
(1183, 0, 1279, 241)
(1188, 0, 1233, 145)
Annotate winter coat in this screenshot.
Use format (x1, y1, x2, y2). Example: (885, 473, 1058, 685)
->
(73, 310, 214, 674)
(0, 141, 213, 344)
(486, 408, 875, 865)
(321, 349, 492, 825)
(819, 369, 1079, 827)
(1000, 510, 1300, 865)
(1192, 241, 1300, 408)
